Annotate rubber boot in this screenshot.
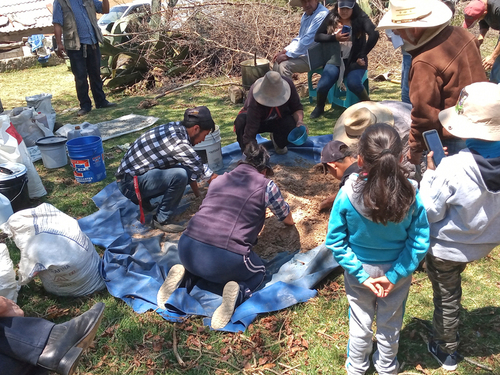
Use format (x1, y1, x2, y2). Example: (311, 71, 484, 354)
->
(357, 88, 371, 102)
(310, 91, 327, 119)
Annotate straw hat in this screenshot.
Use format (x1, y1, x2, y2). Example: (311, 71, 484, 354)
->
(377, 0, 452, 30)
(439, 82, 500, 141)
(332, 102, 395, 146)
(252, 71, 291, 108)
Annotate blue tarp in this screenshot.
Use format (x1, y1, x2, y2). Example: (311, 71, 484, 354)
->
(79, 134, 340, 332)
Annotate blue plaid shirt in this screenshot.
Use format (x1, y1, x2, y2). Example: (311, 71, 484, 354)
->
(53, 0, 103, 45)
(265, 181, 290, 221)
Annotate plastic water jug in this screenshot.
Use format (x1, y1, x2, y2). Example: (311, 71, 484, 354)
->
(0, 192, 14, 225)
(67, 123, 101, 141)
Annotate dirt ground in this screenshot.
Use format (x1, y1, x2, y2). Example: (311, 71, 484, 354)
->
(153, 164, 340, 260)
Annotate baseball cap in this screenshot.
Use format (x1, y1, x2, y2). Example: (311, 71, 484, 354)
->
(338, 0, 355, 9)
(463, 0, 487, 29)
(321, 140, 349, 163)
(183, 106, 215, 131)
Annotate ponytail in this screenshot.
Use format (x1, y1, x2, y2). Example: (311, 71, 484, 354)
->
(355, 123, 415, 225)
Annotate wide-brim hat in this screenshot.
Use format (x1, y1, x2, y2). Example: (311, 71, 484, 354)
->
(439, 82, 500, 141)
(253, 71, 291, 108)
(332, 102, 395, 146)
(289, 0, 302, 7)
(377, 0, 452, 30)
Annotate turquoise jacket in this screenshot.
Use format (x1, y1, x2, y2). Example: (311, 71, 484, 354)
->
(325, 174, 430, 285)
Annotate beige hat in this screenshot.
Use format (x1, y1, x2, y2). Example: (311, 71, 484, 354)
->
(377, 0, 452, 30)
(439, 82, 500, 141)
(253, 71, 291, 108)
(332, 102, 395, 146)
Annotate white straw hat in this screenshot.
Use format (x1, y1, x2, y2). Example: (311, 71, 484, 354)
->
(332, 102, 395, 146)
(377, 0, 452, 30)
(252, 71, 291, 108)
(439, 82, 500, 141)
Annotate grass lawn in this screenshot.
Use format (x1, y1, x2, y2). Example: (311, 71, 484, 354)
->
(1, 44, 500, 374)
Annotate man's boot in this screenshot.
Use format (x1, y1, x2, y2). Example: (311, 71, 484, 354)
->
(357, 88, 371, 102)
(310, 91, 328, 119)
(37, 303, 105, 375)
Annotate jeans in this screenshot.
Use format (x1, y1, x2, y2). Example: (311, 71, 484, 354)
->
(0, 316, 54, 375)
(117, 168, 189, 224)
(178, 234, 266, 304)
(401, 53, 412, 105)
(66, 44, 108, 111)
(426, 253, 467, 353)
(490, 40, 500, 84)
(316, 64, 366, 97)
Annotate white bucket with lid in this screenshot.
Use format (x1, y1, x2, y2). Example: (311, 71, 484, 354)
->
(36, 136, 68, 169)
(193, 125, 223, 171)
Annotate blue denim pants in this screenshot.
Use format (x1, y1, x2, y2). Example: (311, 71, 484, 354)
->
(401, 53, 412, 105)
(117, 168, 189, 224)
(66, 44, 108, 111)
(316, 63, 367, 97)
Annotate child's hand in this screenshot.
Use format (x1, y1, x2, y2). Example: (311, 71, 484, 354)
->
(362, 277, 385, 297)
(371, 276, 395, 297)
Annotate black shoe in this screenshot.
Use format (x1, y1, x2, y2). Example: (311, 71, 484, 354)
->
(309, 106, 324, 119)
(96, 102, 117, 109)
(153, 216, 188, 233)
(37, 303, 105, 375)
(77, 108, 91, 116)
(428, 340, 460, 371)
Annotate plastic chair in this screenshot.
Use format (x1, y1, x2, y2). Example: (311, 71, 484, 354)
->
(307, 69, 369, 109)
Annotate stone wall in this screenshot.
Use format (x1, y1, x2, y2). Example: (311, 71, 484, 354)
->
(0, 51, 65, 73)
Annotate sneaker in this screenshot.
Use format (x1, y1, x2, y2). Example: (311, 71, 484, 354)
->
(153, 217, 188, 233)
(270, 133, 288, 155)
(211, 281, 240, 330)
(428, 340, 460, 371)
(77, 108, 91, 116)
(157, 264, 185, 309)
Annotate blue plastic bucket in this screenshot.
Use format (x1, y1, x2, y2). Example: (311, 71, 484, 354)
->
(66, 136, 106, 184)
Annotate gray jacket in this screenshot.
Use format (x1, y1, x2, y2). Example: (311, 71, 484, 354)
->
(55, 0, 103, 51)
(420, 149, 500, 262)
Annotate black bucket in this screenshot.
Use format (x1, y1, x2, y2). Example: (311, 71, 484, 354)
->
(0, 162, 30, 212)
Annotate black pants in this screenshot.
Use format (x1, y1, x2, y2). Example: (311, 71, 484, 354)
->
(234, 112, 297, 151)
(0, 317, 54, 375)
(67, 44, 108, 111)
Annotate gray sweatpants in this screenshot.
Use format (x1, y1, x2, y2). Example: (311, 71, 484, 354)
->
(344, 263, 412, 375)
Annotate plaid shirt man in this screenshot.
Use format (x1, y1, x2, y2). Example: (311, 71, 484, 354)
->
(265, 181, 290, 220)
(116, 121, 213, 181)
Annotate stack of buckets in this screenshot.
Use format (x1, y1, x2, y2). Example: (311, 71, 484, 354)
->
(36, 125, 106, 184)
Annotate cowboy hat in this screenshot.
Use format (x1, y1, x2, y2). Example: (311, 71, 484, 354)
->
(377, 0, 452, 30)
(332, 102, 395, 146)
(252, 71, 291, 108)
(439, 82, 500, 141)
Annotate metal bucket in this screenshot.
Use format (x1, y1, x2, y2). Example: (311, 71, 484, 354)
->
(241, 58, 270, 88)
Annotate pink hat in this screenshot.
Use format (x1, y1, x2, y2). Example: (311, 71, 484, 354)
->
(463, 0, 487, 29)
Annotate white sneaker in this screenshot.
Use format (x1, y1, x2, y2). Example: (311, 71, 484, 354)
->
(157, 264, 185, 309)
(270, 133, 288, 155)
(211, 281, 240, 330)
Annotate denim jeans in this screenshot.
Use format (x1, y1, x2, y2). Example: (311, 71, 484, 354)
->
(117, 168, 189, 224)
(66, 44, 108, 111)
(316, 64, 367, 97)
(401, 53, 412, 105)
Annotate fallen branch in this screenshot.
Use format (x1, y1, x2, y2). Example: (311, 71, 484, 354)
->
(155, 80, 200, 99)
(172, 326, 186, 367)
(193, 31, 255, 57)
(197, 82, 243, 87)
(462, 356, 493, 372)
(278, 362, 305, 374)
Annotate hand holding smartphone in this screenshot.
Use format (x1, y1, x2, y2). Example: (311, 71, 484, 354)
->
(341, 25, 351, 34)
(423, 129, 446, 167)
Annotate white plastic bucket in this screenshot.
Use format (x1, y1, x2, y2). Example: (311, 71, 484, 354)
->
(0, 193, 13, 225)
(35, 136, 68, 169)
(193, 125, 223, 171)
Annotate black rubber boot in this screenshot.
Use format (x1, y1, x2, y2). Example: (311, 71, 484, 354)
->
(310, 92, 327, 119)
(357, 88, 371, 102)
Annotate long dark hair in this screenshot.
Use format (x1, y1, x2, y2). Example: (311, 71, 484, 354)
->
(239, 143, 273, 176)
(355, 123, 415, 225)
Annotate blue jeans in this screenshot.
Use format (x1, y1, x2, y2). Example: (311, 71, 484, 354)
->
(490, 51, 500, 84)
(401, 53, 412, 105)
(317, 64, 366, 97)
(66, 44, 108, 111)
(117, 168, 189, 224)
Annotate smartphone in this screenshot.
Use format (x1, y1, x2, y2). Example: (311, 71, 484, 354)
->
(423, 129, 446, 166)
(341, 25, 351, 34)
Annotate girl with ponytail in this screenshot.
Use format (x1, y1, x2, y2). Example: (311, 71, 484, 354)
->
(325, 123, 430, 375)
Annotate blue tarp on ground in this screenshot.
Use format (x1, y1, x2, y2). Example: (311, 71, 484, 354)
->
(79, 134, 340, 332)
